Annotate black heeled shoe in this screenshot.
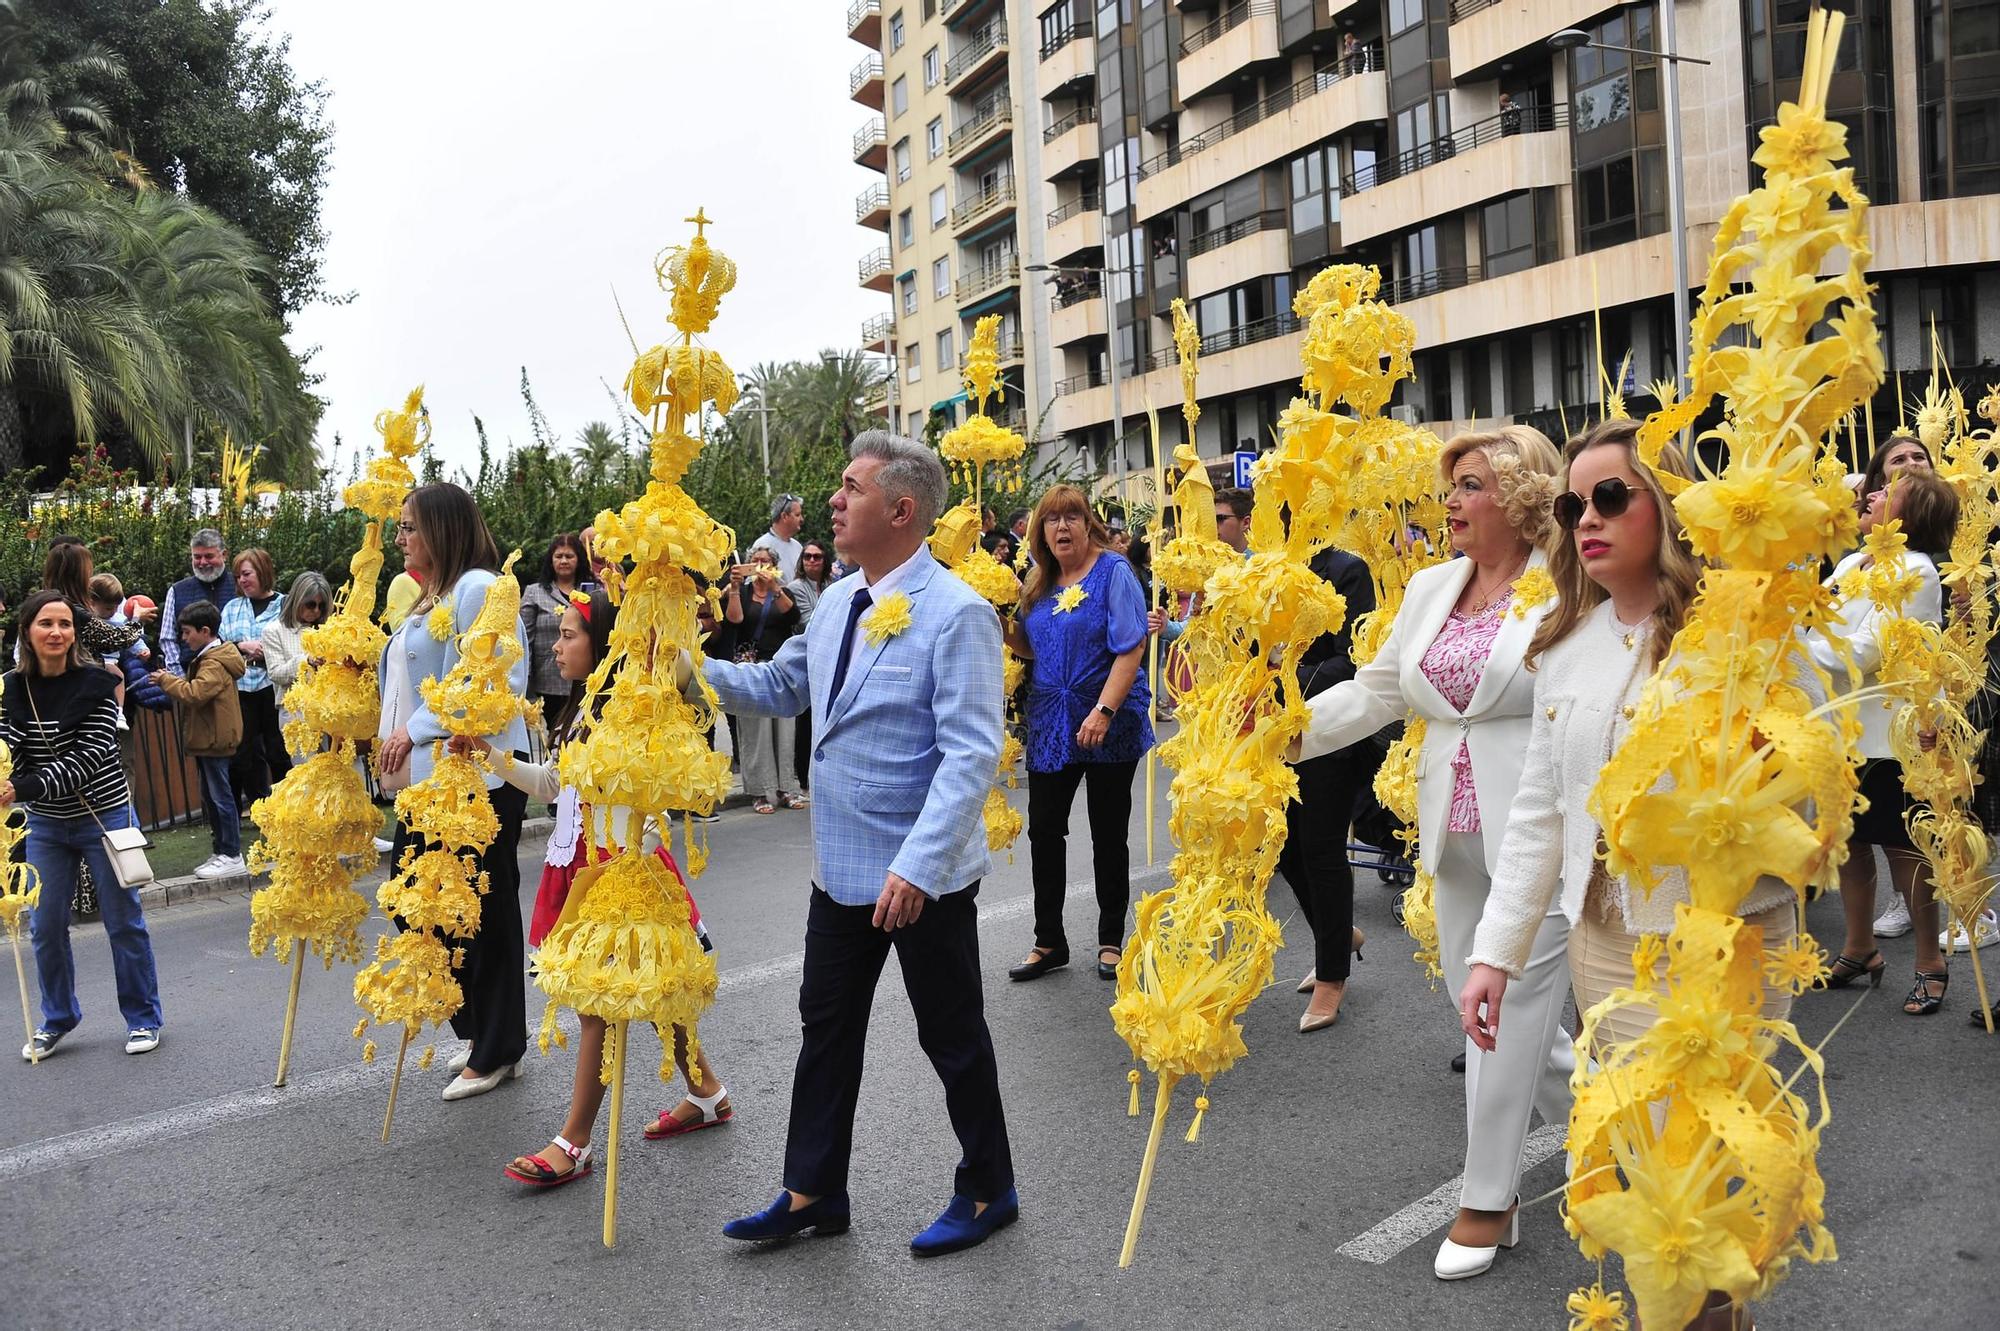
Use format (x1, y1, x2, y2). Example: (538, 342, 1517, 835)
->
(1823, 949, 1884, 990)
(1904, 968, 1949, 1016)
(1096, 947, 1120, 980)
(1008, 946, 1069, 981)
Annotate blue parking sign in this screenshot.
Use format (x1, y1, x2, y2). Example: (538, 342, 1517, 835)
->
(1233, 449, 1257, 489)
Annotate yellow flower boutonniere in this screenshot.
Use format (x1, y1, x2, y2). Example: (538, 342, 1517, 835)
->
(862, 591, 912, 646)
(424, 601, 455, 642)
(1509, 566, 1557, 620)
(1053, 585, 1089, 615)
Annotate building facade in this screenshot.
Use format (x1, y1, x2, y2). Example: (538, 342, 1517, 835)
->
(1023, 0, 2000, 497)
(849, 0, 1061, 456)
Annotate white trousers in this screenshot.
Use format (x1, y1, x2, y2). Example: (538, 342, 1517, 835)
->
(1435, 831, 1576, 1210)
(736, 712, 796, 803)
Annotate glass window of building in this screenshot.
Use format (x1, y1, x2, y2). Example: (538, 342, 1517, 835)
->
(898, 209, 914, 248)
(923, 46, 941, 88)
(890, 10, 905, 50)
(894, 138, 911, 182)
(927, 117, 943, 158)
(905, 339, 921, 380)
(891, 75, 908, 118)
(900, 274, 918, 314)
(929, 185, 947, 227)
(937, 329, 954, 373)
(933, 256, 951, 297)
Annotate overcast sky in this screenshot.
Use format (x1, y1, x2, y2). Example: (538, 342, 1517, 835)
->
(271, 0, 880, 477)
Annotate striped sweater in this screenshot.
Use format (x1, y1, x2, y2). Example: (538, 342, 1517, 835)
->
(0, 667, 131, 819)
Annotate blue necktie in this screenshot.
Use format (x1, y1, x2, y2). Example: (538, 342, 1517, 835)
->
(827, 587, 873, 703)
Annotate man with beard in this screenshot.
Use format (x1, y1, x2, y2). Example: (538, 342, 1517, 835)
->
(158, 529, 238, 675)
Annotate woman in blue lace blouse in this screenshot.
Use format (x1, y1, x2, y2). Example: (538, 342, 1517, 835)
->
(1001, 484, 1153, 982)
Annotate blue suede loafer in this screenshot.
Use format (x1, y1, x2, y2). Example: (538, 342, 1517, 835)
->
(722, 1190, 851, 1242)
(909, 1188, 1019, 1257)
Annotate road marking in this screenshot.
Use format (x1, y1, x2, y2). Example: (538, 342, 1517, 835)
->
(1334, 1123, 1568, 1264)
(0, 868, 1167, 1181)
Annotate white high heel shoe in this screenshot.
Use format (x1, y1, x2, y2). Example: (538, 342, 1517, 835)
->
(446, 1043, 472, 1076)
(1433, 1205, 1519, 1280)
(441, 1061, 522, 1102)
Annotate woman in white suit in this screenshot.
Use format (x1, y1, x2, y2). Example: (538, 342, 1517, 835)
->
(1290, 425, 1572, 1281)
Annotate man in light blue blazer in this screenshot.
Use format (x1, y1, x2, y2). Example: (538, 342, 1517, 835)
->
(706, 432, 1018, 1256)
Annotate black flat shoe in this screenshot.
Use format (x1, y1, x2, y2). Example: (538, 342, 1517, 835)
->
(1096, 948, 1120, 980)
(1008, 947, 1069, 981)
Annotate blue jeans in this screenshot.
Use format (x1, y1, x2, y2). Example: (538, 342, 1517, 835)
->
(195, 755, 239, 857)
(27, 806, 164, 1034)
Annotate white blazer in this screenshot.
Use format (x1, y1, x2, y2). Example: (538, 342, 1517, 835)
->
(1297, 550, 1555, 876)
(1807, 547, 1942, 760)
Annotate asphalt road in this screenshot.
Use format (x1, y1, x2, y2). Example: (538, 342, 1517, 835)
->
(1, 771, 1995, 1331)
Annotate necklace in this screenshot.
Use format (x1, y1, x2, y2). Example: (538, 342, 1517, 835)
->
(1462, 553, 1528, 616)
(1609, 604, 1652, 651)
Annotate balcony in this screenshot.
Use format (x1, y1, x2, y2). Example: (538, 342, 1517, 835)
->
(1049, 276, 1106, 346)
(1136, 55, 1384, 220)
(855, 182, 890, 229)
(1448, 0, 1620, 82)
(1040, 22, 1093, 93)
(1379, 266, 1484, 307)
(1042, 104, 1098, 179)
(861, 313, 893, 352)
(954, 256, 1020, 306)
(852, 117, 887, 170)
(1046, 193, 1103, 262)
(846, 0, 880, 48)
(1049, 314, 1306, 437)
(948, 98, 1013, 161)
(858, 248, 892, 291)
(952, 178, 1017, 233)
(960, 338, 1025, 371)
(941, 0, 987, 23)
(1338, 103, 1569, 245)
(946, 21, 1009, 91)
(1184, 209, 1288, 298)
(849, 54, 884, 109)
(1178, 2, 1282, 103)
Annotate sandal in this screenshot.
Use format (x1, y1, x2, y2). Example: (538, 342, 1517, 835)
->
(1968, 1000, 2000, 1029)
(644, 1084, 733, 1140)
(753, 800, 776, 815)
(782, 792, 810, 810)
(1904, 968, 1949, 1016)
(503, 1135, 593, 1188)
(1824, 950, 1885, 990)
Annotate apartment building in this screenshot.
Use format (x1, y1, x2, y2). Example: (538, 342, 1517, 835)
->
(849, 0, 1060, 455)
(1036, 0, 2000, 496)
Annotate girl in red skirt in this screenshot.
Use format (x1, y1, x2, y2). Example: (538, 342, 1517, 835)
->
(455, 590, 733, 1188)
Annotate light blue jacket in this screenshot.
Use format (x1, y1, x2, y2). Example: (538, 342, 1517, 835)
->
(704, 547, 1003, 905)
(385, 568, 530, 789)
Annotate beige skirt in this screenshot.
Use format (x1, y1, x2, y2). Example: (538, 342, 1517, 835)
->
(1568, 896, 1798, 1055)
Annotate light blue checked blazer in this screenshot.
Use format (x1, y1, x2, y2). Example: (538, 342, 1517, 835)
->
(385, 568, 531, 790)
(704, 546, 1003, 906)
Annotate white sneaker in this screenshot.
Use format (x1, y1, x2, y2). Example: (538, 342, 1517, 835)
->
(1940, 909, 2000, 954)
(372, 837, 394, 854)
(188, 854, 222, 876)
(124, 1029, 160, 1055)
(194, 855, 246, 880)
(1873, 897, 1913, 938)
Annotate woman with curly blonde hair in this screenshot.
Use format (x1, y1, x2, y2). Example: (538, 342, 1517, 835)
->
(1288, 423, 1570, 1281)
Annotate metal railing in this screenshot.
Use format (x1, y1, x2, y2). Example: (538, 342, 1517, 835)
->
(1448, 0, 1502, 20)
(1051, 273, 1102, 308)
(946, 21, 1008, 84)
(952, 177, 1016, 227)
(1054, 368, 1116, 396)
(1047, 192, 1100, 226)
(1138, 48, 1380, 179)
(852, 118, 886, 160)
(1378, 265, 1483, 306)
(948, 99, 1013, 154)
(1044, 103, 1097, 142)
(854, 182, 889, 222)
(1341, 102, 1568, 194)
(849, 54, 883, 97)
(954, 256, 1020, 301)
(960, 338, 1025, 368)
(858, 248, 892, 284)
(1180, 0, 1275, 57)
(1187, 209, 1284, 257)
(846, 0, 880, 33)
(861, 313, 893, 344)
(1041, 22, 1089, 60)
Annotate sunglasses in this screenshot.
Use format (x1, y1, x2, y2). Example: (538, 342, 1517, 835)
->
(1554, 477, 1650, 531)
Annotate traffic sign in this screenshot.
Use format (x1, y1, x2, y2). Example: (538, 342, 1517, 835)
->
(1233, 449, 1257, 489)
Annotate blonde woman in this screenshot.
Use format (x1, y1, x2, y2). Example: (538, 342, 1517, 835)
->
(1289, 425, 1569, 1280)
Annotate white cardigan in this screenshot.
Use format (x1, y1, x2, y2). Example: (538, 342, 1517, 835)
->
(1297, 550, 1555, 876)
(1466, 601, 1801, 977)
(1806, 547, 1941, 760)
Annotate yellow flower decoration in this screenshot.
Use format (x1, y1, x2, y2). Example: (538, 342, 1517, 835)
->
(1566, 1280, 1630, 1331)
(862, 591, 913, 645)
(1509, 566, 1557, 620)
(0, 742, 41, 939)
(1765, 930, 1829, 994)
(1052, 585, 1088, 616)
(425, 601, 454, 642)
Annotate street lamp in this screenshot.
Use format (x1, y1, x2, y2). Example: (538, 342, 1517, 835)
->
(1025, 260, 1143, 505)
(1550, 5, 1711, 394)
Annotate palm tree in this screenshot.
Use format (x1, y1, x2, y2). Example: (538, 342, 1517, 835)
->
(775, 351, 888, 452)
(572, 419, 639, 487)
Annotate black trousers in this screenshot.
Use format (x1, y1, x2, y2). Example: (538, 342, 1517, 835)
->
(1026, 759, 1138, 952)
(783, 883, 1014, 1203)
(391, 779, 528, 1073)
(1275, 748, 1363, 982)
(793, 713, 812, 791)
(230, 685, 292, 808)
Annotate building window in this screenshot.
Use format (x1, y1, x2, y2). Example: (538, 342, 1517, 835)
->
(937, 329, 954, 373)
(897, 209, 914, 249)
(1466, 343, 1493, 421)
(891, 75, 908, 118)
(1290, 148, 1326, 233)
(890, 10, 905, 50)
(1387, 0, 1423, 36)
(894, 138, 911, 182)
(905, 340, 922, 382)
(927, 117, 944, 158)
(1480, 191, 1555, 278)
(933, 256, 950, 297)
(922, 0, 934, 20)
(923, 46, 941, 88)
(899, 274, 917, 315)
(929, 185, 948, 228)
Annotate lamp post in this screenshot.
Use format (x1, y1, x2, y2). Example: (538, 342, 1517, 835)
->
(737, 375, 775, 496)
(1550, 5, 1710, 393)
(1026, 260, 1142, 505)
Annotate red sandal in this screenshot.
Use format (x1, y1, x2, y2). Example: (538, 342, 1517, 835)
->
(643, 1085, 733, 1140)
(503, 1135, 593, 1187)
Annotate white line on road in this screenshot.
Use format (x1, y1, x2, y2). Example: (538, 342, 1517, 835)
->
(0, 871, 1162, 1181)
(1334, 1122, 1568, 1264)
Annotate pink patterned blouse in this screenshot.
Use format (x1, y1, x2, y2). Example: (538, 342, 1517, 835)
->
(1418, 589, 1512, 833)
